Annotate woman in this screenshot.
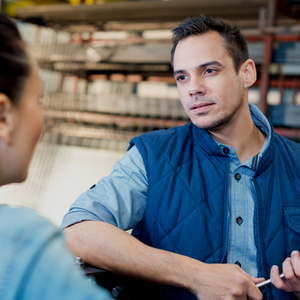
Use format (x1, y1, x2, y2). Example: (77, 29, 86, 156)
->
(0, 12, 112, 300)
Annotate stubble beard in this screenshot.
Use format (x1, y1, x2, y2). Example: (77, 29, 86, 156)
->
(193, 89, 245, 131)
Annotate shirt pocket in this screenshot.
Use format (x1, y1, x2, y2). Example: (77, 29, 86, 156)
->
(283, 205, 300, 255)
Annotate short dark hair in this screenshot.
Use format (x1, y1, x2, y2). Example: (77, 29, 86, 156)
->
(171, 15, 249, 74)
(0, 12, 31, 105)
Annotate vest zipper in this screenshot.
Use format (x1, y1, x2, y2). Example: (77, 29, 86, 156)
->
(252, 178, 271, 300)
(221, 157, 230, 263)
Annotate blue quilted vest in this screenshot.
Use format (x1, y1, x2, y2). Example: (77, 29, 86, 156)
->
(129, 122, 300, 300)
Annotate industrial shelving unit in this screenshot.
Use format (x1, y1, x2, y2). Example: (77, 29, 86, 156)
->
(13, 0, 300, 146)
(256, 32, 300, 141)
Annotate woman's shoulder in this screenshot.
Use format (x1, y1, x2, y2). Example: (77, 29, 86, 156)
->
(0, 205, 59, 242)
(0, 204, 51, 224)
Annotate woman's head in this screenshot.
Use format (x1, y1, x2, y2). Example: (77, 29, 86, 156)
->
(0, 13, 31, 104)
(0, 13, 43, 185)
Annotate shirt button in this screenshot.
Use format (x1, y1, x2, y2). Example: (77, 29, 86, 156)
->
(235, 261, 241, 267)
(223, 147, 230, 154)
(234, 173, 241, 181)
(236, 216, 243, 226)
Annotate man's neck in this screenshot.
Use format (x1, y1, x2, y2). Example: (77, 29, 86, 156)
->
(208, 110, 266, 164)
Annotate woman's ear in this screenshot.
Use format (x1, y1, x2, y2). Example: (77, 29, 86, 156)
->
(0, 93, 14, 146)
(240, 59, 257, 89)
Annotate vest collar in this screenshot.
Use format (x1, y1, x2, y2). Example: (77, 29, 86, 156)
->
(190, 104, 276, 175)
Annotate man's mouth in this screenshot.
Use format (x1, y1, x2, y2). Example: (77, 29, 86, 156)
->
(190, 102, 214, 113)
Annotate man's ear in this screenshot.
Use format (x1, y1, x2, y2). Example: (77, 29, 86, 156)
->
(0, 93, 14, 146)
(240, 59, 257, 89)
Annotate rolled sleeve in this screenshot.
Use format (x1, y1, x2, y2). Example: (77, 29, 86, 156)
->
(61, 146, 148, 231)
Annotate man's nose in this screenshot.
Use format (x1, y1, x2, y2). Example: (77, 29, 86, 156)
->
(188, 77, 206, 96)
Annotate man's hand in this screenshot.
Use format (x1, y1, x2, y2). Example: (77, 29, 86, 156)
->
(271, 250, 300, 299)
(65, 221, 264, 300)
(190, 263, 264, 300)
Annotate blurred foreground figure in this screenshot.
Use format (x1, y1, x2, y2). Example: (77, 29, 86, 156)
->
(0, 12, 112, 300)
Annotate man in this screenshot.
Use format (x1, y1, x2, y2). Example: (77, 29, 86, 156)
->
(61, 16, 300, 300)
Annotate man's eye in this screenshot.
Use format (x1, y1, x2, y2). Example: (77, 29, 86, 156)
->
(176, 75, 187, 81)
(205, 69, 215, 74)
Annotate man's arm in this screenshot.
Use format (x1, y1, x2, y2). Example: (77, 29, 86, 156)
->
(64, 220, 264, 300)
(60, 145, 148, 232)
(271, 250, 300, 299)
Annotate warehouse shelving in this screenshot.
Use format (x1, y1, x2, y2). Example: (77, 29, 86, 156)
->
(13, 0, 300, 147)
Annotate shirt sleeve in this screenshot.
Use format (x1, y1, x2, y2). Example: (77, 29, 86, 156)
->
(61, 145, 148, 231)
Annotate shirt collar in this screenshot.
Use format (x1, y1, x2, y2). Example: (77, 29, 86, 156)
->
(213, 103, 271, 166)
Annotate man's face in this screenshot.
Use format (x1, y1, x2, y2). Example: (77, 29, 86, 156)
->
(173, 31, 246, 131)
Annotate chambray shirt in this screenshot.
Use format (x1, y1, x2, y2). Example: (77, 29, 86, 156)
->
(214, 104, 271, 277)
(61, 103, 271, 278)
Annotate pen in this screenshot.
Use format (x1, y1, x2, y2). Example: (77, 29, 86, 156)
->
(256, 273, 285, 288)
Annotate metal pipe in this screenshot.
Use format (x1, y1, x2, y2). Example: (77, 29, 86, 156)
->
(268, 0, 276, 27)
(259, 6, 267, 33)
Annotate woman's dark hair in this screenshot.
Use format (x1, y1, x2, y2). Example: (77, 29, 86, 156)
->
(0, 12, 31, 105)
(171, 15, 249, 74)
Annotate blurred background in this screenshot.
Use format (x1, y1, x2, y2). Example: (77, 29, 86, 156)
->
(0, 0, 299, 226)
